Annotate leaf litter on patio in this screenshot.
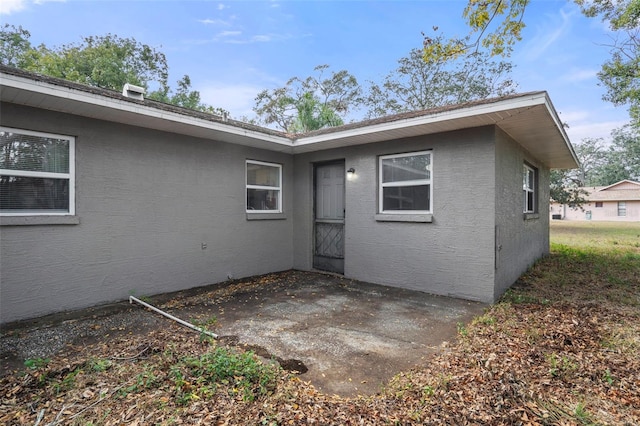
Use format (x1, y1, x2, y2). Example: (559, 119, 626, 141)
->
(1, 227, 639, 424)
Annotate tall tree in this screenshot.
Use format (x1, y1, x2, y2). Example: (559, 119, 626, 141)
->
(550, 169, 588, 207)
(423, 0, 640, 126)
(0, 25, 227, 115)
(253, 65, 362, 133)
(24, 33, 170, 93)
(0, 24, 32, 68)
(560, 126, 640, 188)
(365, 45, 516, 118)
(591, 125, 640, 184)
(572, 137, 609, 186)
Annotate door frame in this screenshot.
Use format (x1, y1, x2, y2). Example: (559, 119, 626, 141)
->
(312, 160, 346, 274)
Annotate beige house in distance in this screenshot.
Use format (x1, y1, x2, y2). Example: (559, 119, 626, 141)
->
(550, 180, 640, 221)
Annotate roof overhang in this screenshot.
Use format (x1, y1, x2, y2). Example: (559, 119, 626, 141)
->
(1, 69, 578, 169)
(292, 92, 579, 169)
(0, 71, 293, 153)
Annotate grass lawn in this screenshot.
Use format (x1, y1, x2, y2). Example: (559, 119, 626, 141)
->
(550, 220, 640, 252)
(1, 221, 639, 425)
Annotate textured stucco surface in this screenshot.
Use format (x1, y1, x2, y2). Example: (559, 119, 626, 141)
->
(1, 102, 555, 323)
(293, 127, 498, 303)
(0, 103, 293, 323)
(493, 127, 550, 299)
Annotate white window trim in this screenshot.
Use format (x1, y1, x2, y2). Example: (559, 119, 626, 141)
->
(379, 150, 433, 214)
(523, 164, 536, 214)
(618, 201, 627, 217)
(0, 126, 75, 217)
(246, 159, 282, 214)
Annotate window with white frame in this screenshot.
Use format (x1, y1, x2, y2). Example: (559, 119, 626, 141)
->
(618, 201, 627, 217)
(523, 164, 536, 213)
(246, 160, 282, 213)
(0, 127, 75, 216)
(379, 151, 432, 213)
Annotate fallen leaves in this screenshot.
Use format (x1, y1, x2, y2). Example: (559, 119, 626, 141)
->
(1, 253, 639, 425)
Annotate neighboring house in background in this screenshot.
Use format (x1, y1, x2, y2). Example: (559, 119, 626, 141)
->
(550, 180, 640, 221)
(0, 66, 578, 324)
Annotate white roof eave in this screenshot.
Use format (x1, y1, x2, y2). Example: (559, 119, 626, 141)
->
(1, 72, 293, 152)
(1, 70, 578, 168)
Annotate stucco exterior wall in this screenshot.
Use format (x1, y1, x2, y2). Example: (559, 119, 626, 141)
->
(552, 201, 640, 221)
(293, 127, 498, 302)
(0, 103, 293, 323)
(494, 127, 550, 300)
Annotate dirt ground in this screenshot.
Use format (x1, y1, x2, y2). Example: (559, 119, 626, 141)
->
(1, 270, 485, 396)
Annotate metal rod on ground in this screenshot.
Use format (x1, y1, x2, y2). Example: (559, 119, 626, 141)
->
(129, 295, 218, 339)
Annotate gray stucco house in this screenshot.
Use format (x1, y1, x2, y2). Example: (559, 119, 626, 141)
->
(0, 66, 578, 324)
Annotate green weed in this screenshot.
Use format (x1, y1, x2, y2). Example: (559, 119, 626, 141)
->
(574, 402, 593, 424)
(87, 358, 112, 372)
(24, 357, 50, 369)
(171, 347, 278, 403)
(456, 322, 468, 337)
(602, 369, 615, 386)
(547, 353, 577, 379)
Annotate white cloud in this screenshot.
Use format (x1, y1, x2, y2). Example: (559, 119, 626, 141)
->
(562, 68, 598, 82)
(218, 30, 242, 37)
(217, 3, 227, 10)
(200, 83, 262, 118)
(565, 117, 629, 143)
(0, 0, 27, 14)
(1, 0, 66, 15)
(524, 7, 575, 60)
(252, 35, 272, 42)
(560, 110, 591, 123)
(218, 33, 295, 44)
(198, 18, 231, 26)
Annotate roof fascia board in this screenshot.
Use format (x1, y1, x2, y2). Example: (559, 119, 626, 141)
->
(1, 72, 293, 149)
(2, 72, 579, 168)
(600, 179, 640, 191)
(292, 92, 550, 148)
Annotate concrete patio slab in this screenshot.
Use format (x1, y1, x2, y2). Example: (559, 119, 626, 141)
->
(1, 270, 486, 397)
(181, 271, 486, 396)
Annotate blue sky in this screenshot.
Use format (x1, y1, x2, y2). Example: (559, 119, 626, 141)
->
(0, 0, 632, 143)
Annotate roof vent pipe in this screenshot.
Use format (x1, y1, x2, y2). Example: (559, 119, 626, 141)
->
(122, 83, 145, 100)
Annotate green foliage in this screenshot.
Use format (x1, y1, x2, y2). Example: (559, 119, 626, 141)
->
(424, 1, 640, 126)
(171, 347, 278, 403)
(576, 126, 640, 186)
(546, 353, 578, 379)
(119, 366, 160, 396)
(423, 0, 528, 61)
(573, 402, 594, 424)
(366, 46, 516, 118)
(191, 315, 219, 342)
(254, 64, 361, 133)
(456, 322, 468, 336)
(147, 75, 229, 116)
(550, 169, 588, 208)
(53, 368, 82, 394)
(87, 358, 113, 372)
(23, 33, 169, 92)
(0, 24, 32, 68)
(0, 25, 227, 116)
(552, 126, 640, 204)
(602, 368, 615, 385)
(24, 357, 50, 369)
